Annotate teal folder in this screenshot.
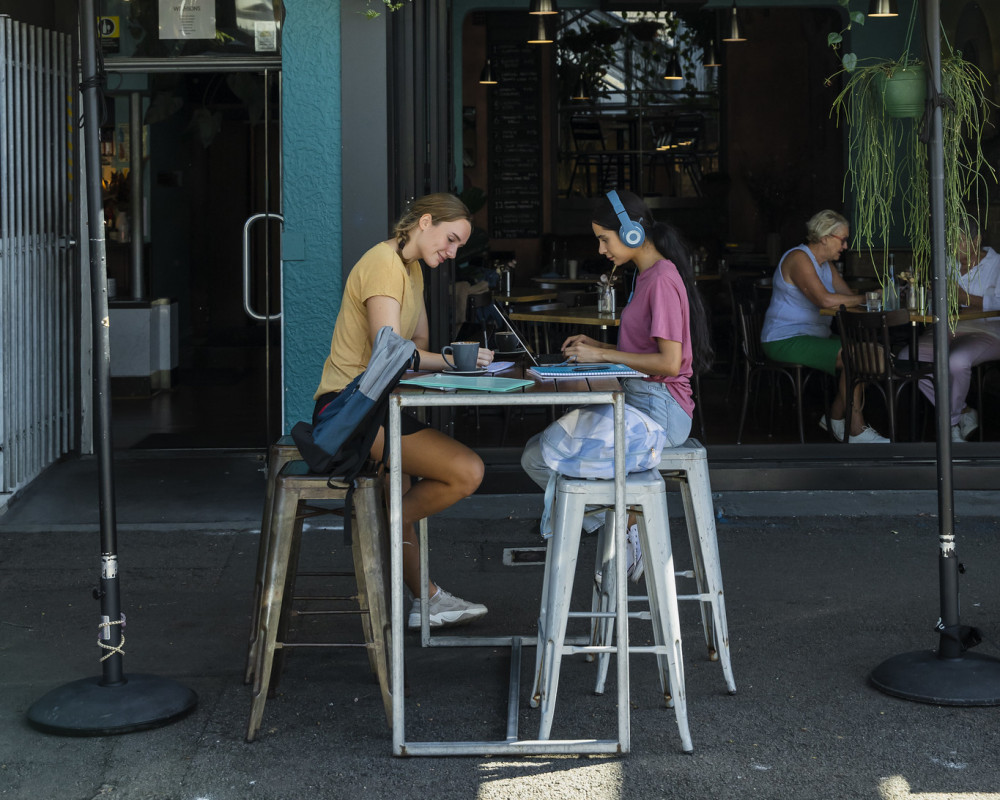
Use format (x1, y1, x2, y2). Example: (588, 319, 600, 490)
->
(399, 373, 535, 392)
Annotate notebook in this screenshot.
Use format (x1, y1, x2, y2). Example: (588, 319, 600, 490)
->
(398, 373, 534, 392)
(490, 302, 569, 366)
(526, 363, 646, 379)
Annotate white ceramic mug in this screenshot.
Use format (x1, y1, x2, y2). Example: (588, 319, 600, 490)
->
(441, 341, 479, 371)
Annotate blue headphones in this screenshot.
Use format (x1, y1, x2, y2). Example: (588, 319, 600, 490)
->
(607, 189, 645, 248)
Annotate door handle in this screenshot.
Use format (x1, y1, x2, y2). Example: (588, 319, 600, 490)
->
(242, 212, 284, 322)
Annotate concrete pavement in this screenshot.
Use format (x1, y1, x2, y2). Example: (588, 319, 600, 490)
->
(2, 452, 1000, 800)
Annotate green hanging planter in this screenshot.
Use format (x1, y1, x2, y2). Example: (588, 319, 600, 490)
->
(876, 64, 927, 118)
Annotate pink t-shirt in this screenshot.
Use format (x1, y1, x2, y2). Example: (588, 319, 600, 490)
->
(617, 259, 694, 417)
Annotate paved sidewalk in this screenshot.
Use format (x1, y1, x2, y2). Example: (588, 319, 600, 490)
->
(2, 454, 1000, 800)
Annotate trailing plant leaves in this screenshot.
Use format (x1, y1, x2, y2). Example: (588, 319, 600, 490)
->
(831, 54, 996, 327)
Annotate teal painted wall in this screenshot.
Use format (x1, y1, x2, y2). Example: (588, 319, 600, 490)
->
(282, 0, 342, 430)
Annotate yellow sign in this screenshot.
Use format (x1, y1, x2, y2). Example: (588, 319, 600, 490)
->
(97, 16, 119, 39)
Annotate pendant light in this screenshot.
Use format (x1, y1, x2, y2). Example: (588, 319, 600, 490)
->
(662, 53, 682, 82)
(722, 1, 746, 43)
(528, 16, 552, 44)
(867, 0, 898, 17)
(529, 0, 558, 14)
(479, 58, 497, 85)
(702, 39, 720, 68)
(571, 77, 589, 101)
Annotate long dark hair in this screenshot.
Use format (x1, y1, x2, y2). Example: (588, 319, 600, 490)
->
(592, 191, 714, 374)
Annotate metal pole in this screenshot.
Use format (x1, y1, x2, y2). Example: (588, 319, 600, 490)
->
(26, 0, 196, 735)
(869, 0, 1000, 705)
(923, 0, 962, 661)
(77, 0, 123, 687)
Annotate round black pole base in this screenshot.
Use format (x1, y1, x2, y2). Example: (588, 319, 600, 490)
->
(27, 674, 198, 736)
(870, 650, 1000, 706)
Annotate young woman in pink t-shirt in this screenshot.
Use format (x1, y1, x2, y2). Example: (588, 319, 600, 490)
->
(520, 191, 712, 580)
(561, 190, 712, 445)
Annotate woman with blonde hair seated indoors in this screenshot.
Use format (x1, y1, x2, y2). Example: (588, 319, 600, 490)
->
(760, 209, 889, 443)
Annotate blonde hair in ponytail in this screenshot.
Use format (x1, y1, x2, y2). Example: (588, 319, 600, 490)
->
(393, 193, 472, 251)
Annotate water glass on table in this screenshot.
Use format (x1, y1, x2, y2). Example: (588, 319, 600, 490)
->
(865, 290, 882, 312)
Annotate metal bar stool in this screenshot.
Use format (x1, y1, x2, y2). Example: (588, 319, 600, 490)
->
(587, 439, 736, 697)
(245, 437, 368, 684)
(245, 464, 392, 742)
(531, 470, 693, 753)
(244, 435, 302, 684)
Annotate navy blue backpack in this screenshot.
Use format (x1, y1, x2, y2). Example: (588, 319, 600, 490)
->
(291, 326, 418, 480)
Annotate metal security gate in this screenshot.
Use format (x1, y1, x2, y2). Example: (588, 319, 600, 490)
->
(0, 18, 77, 496)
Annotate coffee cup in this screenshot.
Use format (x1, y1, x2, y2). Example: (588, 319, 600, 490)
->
(442, 341, 479, 372)
(494, 331, 520, 353)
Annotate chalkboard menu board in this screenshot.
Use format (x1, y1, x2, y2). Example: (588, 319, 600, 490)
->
(487, 35, 543, 239)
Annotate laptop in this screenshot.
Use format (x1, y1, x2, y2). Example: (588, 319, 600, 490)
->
(490, 302, 568, 366)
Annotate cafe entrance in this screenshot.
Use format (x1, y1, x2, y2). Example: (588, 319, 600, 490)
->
(102, 64, 283, 450)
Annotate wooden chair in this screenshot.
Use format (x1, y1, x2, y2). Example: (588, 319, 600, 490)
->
(836, 306, 934, 443)
(733, 294, 826, 444)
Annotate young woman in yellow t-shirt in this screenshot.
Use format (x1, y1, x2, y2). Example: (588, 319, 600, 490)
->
(314, 193, 493, 628)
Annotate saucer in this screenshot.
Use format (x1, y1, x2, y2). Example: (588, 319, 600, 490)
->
(443, 367, 487, 376)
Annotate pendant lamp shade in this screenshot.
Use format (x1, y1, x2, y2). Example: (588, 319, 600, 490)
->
(867, 0, 898, 16)
(663, 53, 682, 81)
(528, 16, 552, 44)
(479, 58, 497, 85)
(571, 78, 589, 101)
(529, 0, 558, 14)
(702, 40, 720, 68)
(722, 2, 746, 42)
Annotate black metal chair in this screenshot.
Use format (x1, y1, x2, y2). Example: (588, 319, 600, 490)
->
(733, 293, 826, 444)
(835, 306, 934, 443)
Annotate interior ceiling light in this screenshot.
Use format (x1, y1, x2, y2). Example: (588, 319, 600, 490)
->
(867, 0, 899, 16)
(722, 1, 746, 43)
(702, 40, 720, 68)
(479, 58, 497, 85)
(528, 16, 552, 44)
(529, 0, 558, 14)
(663, 53, 682, 81)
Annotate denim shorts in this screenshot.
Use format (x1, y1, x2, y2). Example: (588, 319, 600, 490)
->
(622, 378, 692, 447)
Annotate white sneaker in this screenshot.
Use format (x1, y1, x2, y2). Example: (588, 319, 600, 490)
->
(626, 524, 644, 584)
(848, 426, 889, 444)
(407, 587, 487, 629)
(951, 424, 966, 443)
(819, 415, 845, 442)
(958, 409, 979, 440)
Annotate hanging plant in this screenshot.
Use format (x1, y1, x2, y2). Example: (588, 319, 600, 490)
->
(828, 11, 996, 324)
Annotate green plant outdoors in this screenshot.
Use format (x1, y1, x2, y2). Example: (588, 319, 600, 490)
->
(829, 29, 996, 325)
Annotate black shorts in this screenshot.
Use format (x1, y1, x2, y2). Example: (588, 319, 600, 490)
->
(313, 391, 430, 437)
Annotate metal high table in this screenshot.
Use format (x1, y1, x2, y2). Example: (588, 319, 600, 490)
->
(387, 377, 632, 756)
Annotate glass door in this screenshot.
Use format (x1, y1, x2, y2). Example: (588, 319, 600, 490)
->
(105, 67, 282, 449)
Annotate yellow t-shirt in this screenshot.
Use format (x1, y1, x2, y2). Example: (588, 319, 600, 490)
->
(315, 241, 424, 398)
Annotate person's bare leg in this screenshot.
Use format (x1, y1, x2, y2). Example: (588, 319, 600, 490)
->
(830, 351, 867, 435)
(371, 426, 484, 596)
